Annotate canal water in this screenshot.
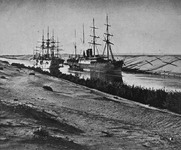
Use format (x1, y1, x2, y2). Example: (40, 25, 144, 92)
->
(0, 57, 181, 92)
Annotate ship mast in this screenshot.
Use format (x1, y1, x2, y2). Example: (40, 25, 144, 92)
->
(89, 18, 101, 57)
(80, 24, 85, 56)
(46, 26, 50, 59)
(74, 30, 77, 57)
(51, 29, 55, 58)
(103, 15, 114, 61)
(41, 30, 45, 59)
(83, 24, 85, 44)
(37, 30, 45, 59)
(56, 37, 59, 58)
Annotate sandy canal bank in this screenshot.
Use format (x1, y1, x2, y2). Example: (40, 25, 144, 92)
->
(0, 60, 181, 149)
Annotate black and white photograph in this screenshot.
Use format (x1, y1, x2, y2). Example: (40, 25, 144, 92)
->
(0, 0, 181, 149)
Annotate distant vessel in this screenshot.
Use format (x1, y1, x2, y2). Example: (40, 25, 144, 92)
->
(68, 16, 123, 75)
(33, 27, 64, 69)
(67, 30, 83, 71)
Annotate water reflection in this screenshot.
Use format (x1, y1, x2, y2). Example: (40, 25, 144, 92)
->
(90, 71, 123, 83)
(122, 72, 181, 92)
(67, 68, 123, 83)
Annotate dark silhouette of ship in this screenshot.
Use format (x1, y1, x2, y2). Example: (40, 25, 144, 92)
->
(33, 27, 64, 68)
(67, 15, 123, 75)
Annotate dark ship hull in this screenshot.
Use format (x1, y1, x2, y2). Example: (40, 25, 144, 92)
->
(77, 56, 123, 75)
(67, 57, 123, 77)
(91, 61, 123, 74)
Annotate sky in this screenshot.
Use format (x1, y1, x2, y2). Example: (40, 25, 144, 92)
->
(0, 0, 181, 55)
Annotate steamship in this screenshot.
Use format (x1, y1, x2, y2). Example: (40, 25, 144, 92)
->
(67, 16, 123, 75)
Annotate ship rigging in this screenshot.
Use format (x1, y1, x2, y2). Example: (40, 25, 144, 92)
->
(67, 15, 123, 74)
(33, 27, 64, 67)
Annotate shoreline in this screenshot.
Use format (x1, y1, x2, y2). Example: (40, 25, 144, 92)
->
(2, 54, 181, 79)
(9, 61, 181, 114)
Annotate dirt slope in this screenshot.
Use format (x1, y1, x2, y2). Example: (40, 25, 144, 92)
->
(1, 60, 181, 149)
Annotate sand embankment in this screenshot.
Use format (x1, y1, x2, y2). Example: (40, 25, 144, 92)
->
(120, 55, 181, 77)
(1, 60, 181, 149)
